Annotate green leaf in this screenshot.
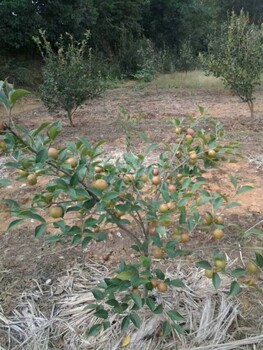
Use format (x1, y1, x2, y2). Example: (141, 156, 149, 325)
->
(230, 175, 237, 189)
(0, 90, 11, 111)
(36, 148, 48, 164)
(167, 310, 184, 322)
(19, 211, 46, 223)
(35, 224, 46, 238)
(226, 202, 241, 209)
(116, 271, 136, 281)
(255, 253, 263, 268)
(231, 268, 246, 278)
(229, 281, 241, 297)
(70, 172, 79, 187)
(87, 323, 102, 337)
(102, 191, 119, 201)
(146, 297, 156, 312)
(7, 219, 24, 231)
(212, 196, 224, 209)
(9, 89, 30, 106)
(196, 261, 212, 270)
(170, 279, 185, 288)
(82, 237, 92, 248)
(131, 293, 142, 308)
(103, 320, 110, 330)
(153, 269, 165, 280)
(83, 304, 97, 310)
(32, 122, 50, 137)
(0, 178, 10, 187)
(212, 272, 221, 289)
(3, 199, 20, 211)
(162, 321, 171, 337)
(92, 289, 104, 300)
(236, 186, 254, 195)
(94, 309, 108, 320)
(106, 299, 119, 307)
(145, 143, 159, 154)
(172, 322, 184, 335)
(130, 312, 141, 328)
(153, 304, 164, 314)
(121, 315, 130, 331)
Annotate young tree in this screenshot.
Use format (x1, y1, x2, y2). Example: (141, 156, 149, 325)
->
(1, 114, 262, 338)
(34, 31, 104, 126)
(200, 10, 263, 117)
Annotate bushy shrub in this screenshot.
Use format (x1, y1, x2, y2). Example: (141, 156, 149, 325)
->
(34, 31, 104, 126)
(1, 114, 262, 338)
(200, 10, 263, 117)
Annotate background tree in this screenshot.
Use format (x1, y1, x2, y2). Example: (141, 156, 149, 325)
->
(34, 31, 104, 126)
(200, 10, 263, 117)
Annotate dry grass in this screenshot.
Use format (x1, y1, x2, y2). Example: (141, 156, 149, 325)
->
(0, 261, 262, 350)
(148, 71, 224, 90)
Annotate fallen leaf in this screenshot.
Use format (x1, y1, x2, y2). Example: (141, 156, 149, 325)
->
(121, 335, 131, 347)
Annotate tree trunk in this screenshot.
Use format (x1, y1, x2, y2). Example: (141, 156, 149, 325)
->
(67, 111, 75, 127)
(247, 100, 254, 118)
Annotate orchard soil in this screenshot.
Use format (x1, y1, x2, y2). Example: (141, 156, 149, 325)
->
(0, 83, 263, 344)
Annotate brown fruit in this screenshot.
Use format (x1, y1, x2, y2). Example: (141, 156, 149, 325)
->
(189, 159, 197, 165)
(167, 201, 175, 211)
(123, 174, 134, 184)
(152, 175, 161, 185)
(157, 282, 168, 293)
(91, 179, 108, 191)
(150, 278, 159, 288)
(95, 166, 103, 173)
(177, 173, 183, 180)
(174, 127, 182, 135)
(149, 227, 155, 236)
(208, 149, 216, 157)
(186, 128, 194, 136)
(212, 229, 224, 239)
(185, 134, 193, 141)
(246, 262, 259, 274)
(132, 288, 141, 296)
(159, 203, 169, 213)
(18, 169, 28, 177)
(49, 205, 64, 218)
(180, 233, 190, 243)
(168, 184, 176, 192)
(27, 174, 37, 186)
(203, 214, 213, 225)
(140, 173, 148, 183)
(189, 151, 197, 160)
(205, 269, 214, 278)
(214, 216, 224, 225)
(176, 150, 183, 158)
(135, 182, 144, 190)
(115, 209, 125, 218)
(152, 247, 164, 259)
(0, 140, 6, 149)
(66, 157, 78, 168)
(152, 167, 159, 176)
(48, 147, 59, 159)
(0, 121, 5, 131)
(214, 259, 226, 270)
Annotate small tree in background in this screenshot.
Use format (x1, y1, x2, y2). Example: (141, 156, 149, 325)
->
(177, 40, 196, 74)
(200, 10, 263, 117)
(34, 31, 104, 126)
